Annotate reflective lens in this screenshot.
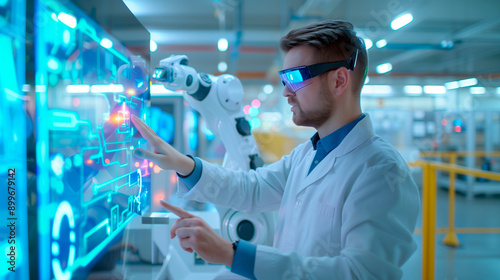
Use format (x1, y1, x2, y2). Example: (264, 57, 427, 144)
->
(279, 67, 313, 93)
(278, 50, 358, 93)
(286, 70, 304, 83)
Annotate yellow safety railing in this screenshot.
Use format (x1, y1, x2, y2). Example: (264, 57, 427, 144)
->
(419, 151, 500, 247)
(420, 151, 500, 158)
(409, 155, 500, 280)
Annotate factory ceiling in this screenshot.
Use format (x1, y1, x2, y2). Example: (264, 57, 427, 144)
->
(112, 0, 500, 93)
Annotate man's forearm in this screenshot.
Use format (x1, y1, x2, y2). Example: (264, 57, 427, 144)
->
(174, 152, 195, 176)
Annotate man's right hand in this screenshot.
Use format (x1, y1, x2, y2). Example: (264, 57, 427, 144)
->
(131, 114, 195, 176)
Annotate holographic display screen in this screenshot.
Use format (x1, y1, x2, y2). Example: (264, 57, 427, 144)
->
(35, 0, 150, 279)
(0, 0, 29, 279)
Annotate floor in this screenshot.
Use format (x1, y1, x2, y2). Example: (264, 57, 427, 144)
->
(401, 184, 500, 280)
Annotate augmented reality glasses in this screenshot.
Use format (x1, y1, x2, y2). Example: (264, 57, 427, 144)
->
(279, 49, 358, 93)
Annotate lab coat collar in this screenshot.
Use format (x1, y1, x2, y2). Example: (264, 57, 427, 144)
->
(309, 114, 365, 151)
(328, 113, 374, 158)
(298, 114, 375, 194)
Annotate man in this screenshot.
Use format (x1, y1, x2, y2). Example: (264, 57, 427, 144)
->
(132, 20, 420, 279)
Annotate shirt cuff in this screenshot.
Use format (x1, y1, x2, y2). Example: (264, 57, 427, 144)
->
(177, 155, 202, 190)
(231, 240, 257, 280)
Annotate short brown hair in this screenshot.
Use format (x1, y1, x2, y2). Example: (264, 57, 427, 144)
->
(280, 20, 368, 95)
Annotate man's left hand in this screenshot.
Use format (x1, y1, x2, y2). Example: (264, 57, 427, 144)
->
(160, 200, 234, 267)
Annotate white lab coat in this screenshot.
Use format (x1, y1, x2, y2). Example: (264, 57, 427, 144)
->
(177, 114, 420, 279)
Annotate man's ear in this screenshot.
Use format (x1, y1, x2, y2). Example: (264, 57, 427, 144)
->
(328, 67, 349, 96)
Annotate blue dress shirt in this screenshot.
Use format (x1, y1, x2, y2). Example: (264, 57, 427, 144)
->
(308, 114, 365, 174)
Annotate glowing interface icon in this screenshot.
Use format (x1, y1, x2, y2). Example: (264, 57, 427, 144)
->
(51, 201, 76, 280)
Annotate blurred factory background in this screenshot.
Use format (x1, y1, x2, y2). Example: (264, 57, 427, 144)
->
(121, 0, 500, 155)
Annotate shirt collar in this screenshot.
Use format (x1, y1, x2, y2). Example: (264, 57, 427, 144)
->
(310, 114, 366, 151)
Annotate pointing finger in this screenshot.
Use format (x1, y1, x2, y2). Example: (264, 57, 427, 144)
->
(160, 200, 195, 219)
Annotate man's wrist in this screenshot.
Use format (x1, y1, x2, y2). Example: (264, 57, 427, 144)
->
(223, 240, 235, 267)
(230, 240, 257, 279)
(176, 154, 195, 176)
(177, 156, 203, 189)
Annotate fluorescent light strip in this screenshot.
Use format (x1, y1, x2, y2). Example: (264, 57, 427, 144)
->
(375, 39, 387, 48)
(376, 63, 392, 74)
(445, 78, 478, 89)
(404, 85, 422, 95)
(497, 87, 500, 94)
(445, 81, 459, 90)
(90, 84, 124, 93)
(470, 87, 485, 95)
(66, 85, 90, 93)
(458, 78, 478, 87)
(361, 85, 392, 95)
(151, 84, 176, 95)
(391, 13, 413, 30)
(424, 85, 446, 94)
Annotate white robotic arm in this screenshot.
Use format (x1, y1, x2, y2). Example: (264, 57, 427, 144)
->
(153, 55, 273, 246)
(153, 55, 264, 171)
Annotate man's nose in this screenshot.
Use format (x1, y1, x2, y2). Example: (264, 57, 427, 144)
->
(282, 86, 295, 98)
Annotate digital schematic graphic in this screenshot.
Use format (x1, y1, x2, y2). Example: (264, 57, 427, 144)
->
(34, 0, 151, 279)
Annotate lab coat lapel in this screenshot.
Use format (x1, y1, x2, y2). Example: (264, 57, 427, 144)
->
(298, 153, 336, 194)
(296, 114, 375, 195)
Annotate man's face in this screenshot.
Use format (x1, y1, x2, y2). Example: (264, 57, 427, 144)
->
(281, 45, 335, 129)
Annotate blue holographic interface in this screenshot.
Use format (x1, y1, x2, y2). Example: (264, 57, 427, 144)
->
(35, 0, 151, 279)
(0, 0, 30, 279)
